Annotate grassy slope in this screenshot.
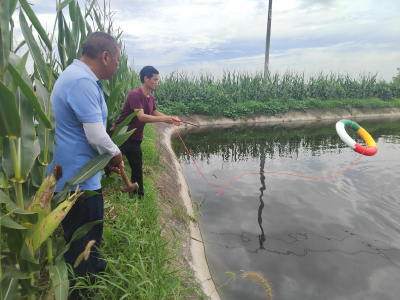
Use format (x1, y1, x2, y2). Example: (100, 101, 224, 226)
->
(72, 125, 207, 299)
(158, 97, 400, 120)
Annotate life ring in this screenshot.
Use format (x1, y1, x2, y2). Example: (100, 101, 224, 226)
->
(335, 119, 377, 156)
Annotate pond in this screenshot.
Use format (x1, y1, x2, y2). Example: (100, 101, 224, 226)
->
(171, 118, 400, 300)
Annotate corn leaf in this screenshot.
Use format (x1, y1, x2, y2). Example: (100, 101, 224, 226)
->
(20, 278, 39, 297)
(5, 53, 36, 182)
(76, 2, 86, 40)
(100, 176, 116, 189)
(0, 0, 10, 76)
(1, 138, 15, 180)
(29, 160, 42, 188)
(59, 0, 75, 12)
(1, 266, 20, 300)
(15, 86, 36, 182)
(53, 153, 112, 205)
(19, 0, 52, 51)
(19, 9, 50, 88)
(33, 62, 41, 81)
(0, 189, 38, 224)
(68, 0, 75, 22)
(13, 40, 26, 53)
(7, 63, 52, 129)
(9, 0, 18, 17)
(63, 17, 76, 66)
(0, 81, 20, 138)
(36, 80, 55, 165)
(106, 82, 123, 118)
(0, 265, 30, 300)
(84, 0, 97, 18)
(8, 51, 28, 93)
(57, 10, 66, 70)
(71, 6, 80, 44)
(0, 211, 27, 230)
(47, 261, 69, 300)
(113, 110, 140, 136)
(93, 8, 104, 31)
(55, 219, 108, 262)
(111, 129, 135, 147)
(116, 30, 123, 41)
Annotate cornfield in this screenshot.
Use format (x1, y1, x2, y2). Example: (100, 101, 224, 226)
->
(154, 70, 400, 119)
(0, 0, 135, 299)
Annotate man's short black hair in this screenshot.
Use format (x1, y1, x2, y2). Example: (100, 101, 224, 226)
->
(140, 66, 159, 83)
(82, 32, 120, 59)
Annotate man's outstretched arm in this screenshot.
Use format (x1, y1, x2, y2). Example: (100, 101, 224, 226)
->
(135, 109, 181, 125)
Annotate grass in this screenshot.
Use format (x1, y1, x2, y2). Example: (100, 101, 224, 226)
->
(70, 125, 208, 299)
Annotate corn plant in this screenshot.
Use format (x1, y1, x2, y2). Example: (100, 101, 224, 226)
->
(0, 1, 135, 299)
(154, 69, 400, 119)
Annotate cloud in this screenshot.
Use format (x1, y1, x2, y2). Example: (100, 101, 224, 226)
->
(11, 0, 400, 81)
(154, 41, 400, 82)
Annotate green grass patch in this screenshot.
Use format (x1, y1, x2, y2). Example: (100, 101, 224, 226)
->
(71, 125, 207, 299)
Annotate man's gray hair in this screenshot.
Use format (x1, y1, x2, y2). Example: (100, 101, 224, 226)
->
(82, 32, 120, 59)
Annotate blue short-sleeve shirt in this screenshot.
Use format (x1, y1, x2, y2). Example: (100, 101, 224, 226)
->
(47, 59, 107, 192)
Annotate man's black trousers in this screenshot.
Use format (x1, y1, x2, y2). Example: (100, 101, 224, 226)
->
(61, 189, 105, 277)
(120, 139, 144, 197)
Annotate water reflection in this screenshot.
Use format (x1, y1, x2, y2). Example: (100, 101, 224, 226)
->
(172, 119, 400, 164)
(258, 144, 266, 252)
(172, 118, 400, 300)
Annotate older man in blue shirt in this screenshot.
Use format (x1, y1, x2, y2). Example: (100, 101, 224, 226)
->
(47, 32, 124, 295)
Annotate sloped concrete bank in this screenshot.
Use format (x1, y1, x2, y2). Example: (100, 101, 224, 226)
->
(153, 108, 400, 299)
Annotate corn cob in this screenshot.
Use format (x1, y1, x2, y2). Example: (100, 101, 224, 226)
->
(30, 188, 81, 251)
(26, 164, 62, 224)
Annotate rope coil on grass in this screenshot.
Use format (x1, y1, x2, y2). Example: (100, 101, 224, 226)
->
(335, 119, 377, 156)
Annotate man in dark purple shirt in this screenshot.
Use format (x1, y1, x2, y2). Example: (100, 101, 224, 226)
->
(113, 66, 181, 197)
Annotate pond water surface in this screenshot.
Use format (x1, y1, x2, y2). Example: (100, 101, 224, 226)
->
(171, 118, 400, 300)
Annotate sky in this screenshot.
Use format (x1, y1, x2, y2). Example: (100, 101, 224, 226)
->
(14, 0, 400, 81)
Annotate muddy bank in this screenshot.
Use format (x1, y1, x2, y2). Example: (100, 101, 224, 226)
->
(178, 108, 400, 127)
(153, 123, 221, 300)
(153, 108, 400, 299)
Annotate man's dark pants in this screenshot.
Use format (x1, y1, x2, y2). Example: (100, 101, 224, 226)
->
(61, 189, 105, 277)
(120, 139, 144, 197)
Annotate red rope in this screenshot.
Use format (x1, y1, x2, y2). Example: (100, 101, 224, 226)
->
(172, 125, 364, 196)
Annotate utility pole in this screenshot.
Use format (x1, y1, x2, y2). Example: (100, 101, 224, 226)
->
(264, 0, 273, 78)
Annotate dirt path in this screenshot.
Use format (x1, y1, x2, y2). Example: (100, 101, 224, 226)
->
(153, 108, 400, 299)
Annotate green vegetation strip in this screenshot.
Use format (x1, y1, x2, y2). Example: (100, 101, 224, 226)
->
(154, 71, 400, 120)
(71, 125, 207, 299)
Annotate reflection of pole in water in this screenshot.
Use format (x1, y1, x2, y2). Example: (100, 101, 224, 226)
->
(258, 145, 267, 250)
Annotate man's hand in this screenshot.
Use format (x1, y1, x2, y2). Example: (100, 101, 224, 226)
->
(172, 115, 182, 126)
(162, 115, 181, 125)
(107, 152, 124, 174)
(163, 115, 175, 124)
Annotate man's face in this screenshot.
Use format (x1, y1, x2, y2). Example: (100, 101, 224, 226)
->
(103, 48, 120, 79)
(145, 74, 159, 90)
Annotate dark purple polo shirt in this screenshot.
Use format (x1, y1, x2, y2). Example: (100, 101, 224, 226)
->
(113, 88, 157, 141)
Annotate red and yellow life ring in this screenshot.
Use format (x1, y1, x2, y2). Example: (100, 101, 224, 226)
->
(335, 119, 377, 156)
